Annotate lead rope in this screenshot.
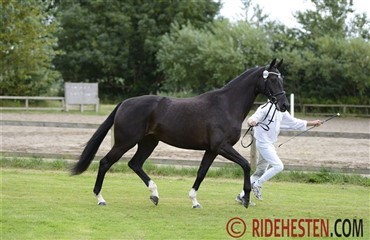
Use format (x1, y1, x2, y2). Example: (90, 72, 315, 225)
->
(240, 126, 254, 148)
(240, 102, 277, 148)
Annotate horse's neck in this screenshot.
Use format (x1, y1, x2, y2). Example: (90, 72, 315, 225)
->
(221, 74, 259, 121)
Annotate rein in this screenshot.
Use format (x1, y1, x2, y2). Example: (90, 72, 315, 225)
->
(240, 102, 277, 148)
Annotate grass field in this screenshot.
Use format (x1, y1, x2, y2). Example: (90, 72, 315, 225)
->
(1, 168, 369, 239)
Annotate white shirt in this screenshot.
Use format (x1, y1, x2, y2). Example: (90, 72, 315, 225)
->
(248, 102, 307, 143)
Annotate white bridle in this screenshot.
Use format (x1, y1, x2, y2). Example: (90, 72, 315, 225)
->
(263, 70, 281, 79)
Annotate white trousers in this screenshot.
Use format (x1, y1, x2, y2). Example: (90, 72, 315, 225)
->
(251, 140, 284, 186)
(240, 140, 284, 198)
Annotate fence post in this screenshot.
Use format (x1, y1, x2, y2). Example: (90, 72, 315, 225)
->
(95, 102, 99, 112)
(290, 93, 294, 117)
(111, 127, 115, 147)
(250, 140, 256, 170)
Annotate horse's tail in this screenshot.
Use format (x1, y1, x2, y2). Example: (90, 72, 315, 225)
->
(71, 102, 122, 175)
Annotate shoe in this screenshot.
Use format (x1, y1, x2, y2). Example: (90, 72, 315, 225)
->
(235, 195, 256, 206)
(252, 183, 263, 200)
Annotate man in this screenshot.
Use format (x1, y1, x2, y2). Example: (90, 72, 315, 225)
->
(236, 101, 322, 204)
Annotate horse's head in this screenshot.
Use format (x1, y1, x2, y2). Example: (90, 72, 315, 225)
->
(257, 58, 289, 112)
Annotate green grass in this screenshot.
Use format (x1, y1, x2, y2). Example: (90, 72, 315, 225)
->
(1, 168, 369, 239)
(1, 157, 369, 187)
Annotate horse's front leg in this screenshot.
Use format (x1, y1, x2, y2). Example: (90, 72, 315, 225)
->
(148, 180, 159, 205)
(189, 151, 217, 208)
(219, 144, 251, 208)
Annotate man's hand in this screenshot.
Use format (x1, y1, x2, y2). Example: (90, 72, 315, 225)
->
(247, 119, 257, 127)
(309, 120, 322, 127)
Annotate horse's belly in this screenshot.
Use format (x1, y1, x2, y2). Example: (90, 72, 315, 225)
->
(161, 139, 206, 151)
(154, 127, 208, 151)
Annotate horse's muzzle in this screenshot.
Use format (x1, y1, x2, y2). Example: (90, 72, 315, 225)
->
(271, 92, 288, 112)
(280, 102, 289, 112)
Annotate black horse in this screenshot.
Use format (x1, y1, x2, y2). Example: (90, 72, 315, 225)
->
(71, 58, 288, 209)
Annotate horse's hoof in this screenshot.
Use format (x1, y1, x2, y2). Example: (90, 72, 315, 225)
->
(98, 202, 107, 206)
(192, 204, 202, 209)
(242, 199, 249, 208)
(150, 196, 159, 206)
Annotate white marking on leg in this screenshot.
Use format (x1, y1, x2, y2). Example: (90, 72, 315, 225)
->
(189, 188, 201, 208)
(239, 190, 245, 198)
(96, 192, 106, 205)
(148, 180, 159, 198)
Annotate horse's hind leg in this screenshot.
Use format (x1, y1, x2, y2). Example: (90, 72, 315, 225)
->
(219, 144, 251, 208)
(128, 135, 159, 205)
(93, 145, 131, 205)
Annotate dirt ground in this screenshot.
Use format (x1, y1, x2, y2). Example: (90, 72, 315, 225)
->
(1, 112, 369, 172)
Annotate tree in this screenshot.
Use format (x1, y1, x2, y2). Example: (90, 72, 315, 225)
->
(0, 0, 60, 96)
(54, 0, 220, 100)
(275, 0, 370, 105)
(157, 20, 273, 93)
(294, 0, 370, 41)
(347, 12, 370, 40)
(54, 1, 131, 99)
(281, 37, 369, 104)
(240, 0, 269, 28)
(295, 0, 354, 39)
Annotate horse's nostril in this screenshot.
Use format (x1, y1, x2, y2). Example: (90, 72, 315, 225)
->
(282, 103, 289, 112)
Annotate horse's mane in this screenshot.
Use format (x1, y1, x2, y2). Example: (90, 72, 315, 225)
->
(222, 66, 261, 90)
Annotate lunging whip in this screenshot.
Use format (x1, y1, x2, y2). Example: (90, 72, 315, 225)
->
(278, 113, 340, 148)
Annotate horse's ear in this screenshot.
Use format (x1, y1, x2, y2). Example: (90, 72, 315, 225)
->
(276, 59, 283, 69)
(268, 58, 277, 69)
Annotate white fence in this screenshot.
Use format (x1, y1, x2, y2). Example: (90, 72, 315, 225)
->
(1, 119, 369, 174)
(0, 83, 99, 112)
(0, 96, 65, 111)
